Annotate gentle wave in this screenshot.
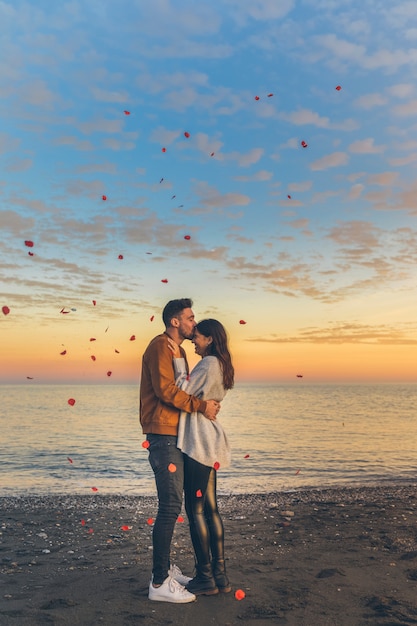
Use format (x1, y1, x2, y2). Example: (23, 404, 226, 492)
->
(1, 383, 416, 496)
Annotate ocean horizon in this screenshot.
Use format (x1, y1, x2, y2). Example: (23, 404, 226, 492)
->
(1, 382, 416, 497)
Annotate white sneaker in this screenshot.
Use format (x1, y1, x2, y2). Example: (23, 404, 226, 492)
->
(169, 564, 192, 586)
(148, 575, 196, 603)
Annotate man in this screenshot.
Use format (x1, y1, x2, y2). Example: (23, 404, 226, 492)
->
(140, 298, 220, 603)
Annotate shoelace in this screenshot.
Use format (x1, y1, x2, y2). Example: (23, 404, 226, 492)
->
(167, 576, 186, 594)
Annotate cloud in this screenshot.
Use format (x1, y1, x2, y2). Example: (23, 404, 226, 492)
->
(287, 180, 312, 193)
(234, 170, 273, 182)
(226, 0, 295, 21)
(326, 220, 380, 248)
(5, 158, 33, 173)
(90, 87, 130, 103)
(76, 118, 124, 135)
(53, 136, 94, 151)
(353, 93, 387, 109)
(388, 154, 417, 166)
(367, 172, 399, 186)
(280, 108, 358, 130)
(387, 83, 414, 98)
(195, 182, 251, 209)
(348, 138, 385, 154)
(393, 99, 417, 116)
(150, 126, 182, 145)
(247, 322, 417, 345)
(348, 184, 364, 200)
(309, 152, 349, 171)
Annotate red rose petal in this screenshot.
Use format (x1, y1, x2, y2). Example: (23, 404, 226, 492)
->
(88, 528, 94, 534)
(121, 525, 131, 531)
(161, 278, 168, 283)
(184, 235, 191, 240)
(235, 589, 246, 600)
(184, 131, 190, 138)
(115, 349, 120, 354)
(162, 147, 166, 152)
(239, 320, 247, 325)
(28, 251, 34, 256)
(141, 440, 150, 449)
(91, 355, 96, 361)
(335, 85, 342, 91)
(67, 456, 73, 463)
(2, 306, 10, 316)
(60, 350, 67, 356)
(90, 338, 96, 342)
(81, 519, 86, 526)
(68, 398, 76, 406)
(150, 315, 154, 322)
(301, 140, 308, 148)
(118, 254, 124, 260)
(124, 110, 131, 115)
(91, 486, 98, 492)
(254, 95, 260, 100)
(102, 195, 107, 201)
(287, 195, 292, 199)
(147, 518, 154, 525)
(267, 93, 274, 97)
(244, 454, 250, 459)
(106, 371, 112, 377)
(24, 240, 34, 247)
(130, 335, 136, 341)
(295, 469, 301, 475)
(92, 300, 96, 306)
(168, 463, 176, 473)
(213, 462, 220, 470)
(177, 516, 184, 523)
(210, 152, 215, 157)
(196, 489, 203, 498)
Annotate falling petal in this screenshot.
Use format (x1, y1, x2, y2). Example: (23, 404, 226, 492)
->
(92, 300, 96, 306)
(301, 140, 308, 148)
(28, 251, 34, 256)
(213, 462, 220, 470)
(26, 376, 34, 380)
(81, 519, 86, 526)
(239, 320, 247, 325)
(60, 350, 67, 356)
(88, 528, 94, 534)
(91, 355, 96, 361)
(162, 147, 166, 152)
(184, 235, 191, 240)
(168, 463, 177, 473)
(235, 589, 246, 600)
(150, 315, 154, 322)
(210, 152, 215, 157)
(91, 486, 98, 492)
(287, 195, 292, 199)
(124, 110, 131, 115)
(161, 278, 168, 283)
(60, 308, 71, 314)
(171, 195, 176, 199)
(335, 85, 342, 91)
(130, 335, 136, 341)
(295, 469, 301, 475)
(244, 454, 250, 459)
(160, 178, 164, 183)
(142, 440, 150, 449)
(90, 338, 96, 342)
(196, 489, 203, 498)
(184, 131, 190, 138)
(68, 398, 76, 406)
(107, 371, 112, 377)
(121, 525, 131, 531)
(67, 457, 73, 464)
(102, 195, 107, 201)
(254, 95, 260, 100)
(118, 254, 124, 260)
(2, 306, 10, 316)
(115, 349, 120, 354)
(267, 93, 274, 97)
(177, 516, 184, 523)
(147, 518, 154, 525)
(24, 240, 34, 247)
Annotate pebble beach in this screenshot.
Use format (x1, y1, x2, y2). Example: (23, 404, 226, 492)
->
(1, 484, 417, 625)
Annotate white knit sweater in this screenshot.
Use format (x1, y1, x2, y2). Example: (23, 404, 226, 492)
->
(174, 355, 231, 469)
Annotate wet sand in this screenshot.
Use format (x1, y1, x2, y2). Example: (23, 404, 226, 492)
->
(1, 484, 417, 625)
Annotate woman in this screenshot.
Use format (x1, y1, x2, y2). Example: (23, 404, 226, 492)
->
(168, 318, 234, 596)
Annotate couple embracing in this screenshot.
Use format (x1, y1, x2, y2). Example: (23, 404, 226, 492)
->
(139, 298, 234, 603)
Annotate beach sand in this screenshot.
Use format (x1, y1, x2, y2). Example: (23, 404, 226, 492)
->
(1, 485, 417, 625)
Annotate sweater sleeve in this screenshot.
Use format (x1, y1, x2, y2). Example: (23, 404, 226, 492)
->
(173, 358, 189, 388)
(146, 338, 207, 414)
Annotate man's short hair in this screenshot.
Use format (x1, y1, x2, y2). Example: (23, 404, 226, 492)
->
(162, 298, 193, 328)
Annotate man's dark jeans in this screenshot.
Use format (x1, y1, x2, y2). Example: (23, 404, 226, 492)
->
(147, 434, 184, 584)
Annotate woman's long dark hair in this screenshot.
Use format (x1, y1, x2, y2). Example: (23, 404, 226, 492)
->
(196, 319, 234, 390)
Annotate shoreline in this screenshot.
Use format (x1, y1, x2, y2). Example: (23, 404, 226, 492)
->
(2, 484, 417, 625)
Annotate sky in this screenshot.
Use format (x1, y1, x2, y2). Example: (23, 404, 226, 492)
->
(1, 0, 417, 384)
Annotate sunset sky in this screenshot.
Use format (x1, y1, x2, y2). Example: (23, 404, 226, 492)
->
(1, 0, 417, 384)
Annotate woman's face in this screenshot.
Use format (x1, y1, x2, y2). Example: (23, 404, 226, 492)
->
(192, 328, 212, 357)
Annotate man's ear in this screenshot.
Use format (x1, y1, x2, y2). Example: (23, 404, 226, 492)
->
(171, 317, 180, 328)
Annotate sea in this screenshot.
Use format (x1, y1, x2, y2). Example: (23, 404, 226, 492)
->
(1, 383, 416, 497)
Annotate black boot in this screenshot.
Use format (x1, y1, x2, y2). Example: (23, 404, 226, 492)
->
(186, 563, 219, 596)
(212, 559, 231, 593)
